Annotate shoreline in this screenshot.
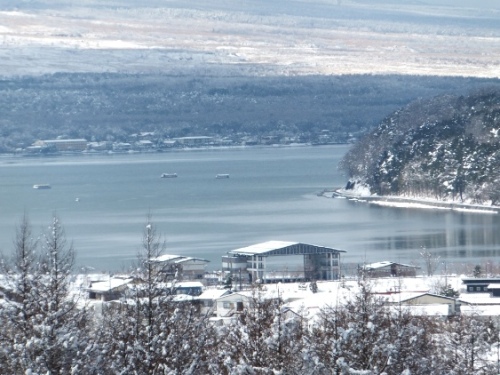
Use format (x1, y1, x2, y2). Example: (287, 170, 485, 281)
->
(326, 189, 499, 215)
(0, 142, 349, 160)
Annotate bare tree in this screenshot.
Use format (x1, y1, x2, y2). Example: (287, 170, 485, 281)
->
(420, 248, 440, 276)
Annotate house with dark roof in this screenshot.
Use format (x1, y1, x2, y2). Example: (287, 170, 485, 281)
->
(360, 261, 419, 278)
(462, 277, 500, 293)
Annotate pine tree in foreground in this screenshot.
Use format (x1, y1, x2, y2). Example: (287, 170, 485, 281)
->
(94, 216, 214, 374)
(0, 214, 94, 374)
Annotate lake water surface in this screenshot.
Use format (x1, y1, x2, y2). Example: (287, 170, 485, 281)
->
(1, 145, 500, 274)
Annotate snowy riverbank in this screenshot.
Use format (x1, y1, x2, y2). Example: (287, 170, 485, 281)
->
(327, 188, 499, 215)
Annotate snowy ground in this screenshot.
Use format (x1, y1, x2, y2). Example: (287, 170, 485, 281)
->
(0, 1, 499, 77)
(330, 187, 500, 215)
(72, 272, 500, 318)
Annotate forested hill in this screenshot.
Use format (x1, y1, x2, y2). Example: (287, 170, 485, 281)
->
(340, 89, 500, 205)
(0, 73, 497, 153)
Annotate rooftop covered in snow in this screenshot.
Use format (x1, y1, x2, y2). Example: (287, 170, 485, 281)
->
(224, 241, 346, 282)
(227, 240, 346, 257)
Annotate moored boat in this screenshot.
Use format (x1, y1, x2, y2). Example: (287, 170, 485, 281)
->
(160, 173, 178, 178)
(33, 184, 51, 189)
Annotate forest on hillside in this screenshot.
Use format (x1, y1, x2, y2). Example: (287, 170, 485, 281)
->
(341, 88, 500, 205)
(0, 73, 498, 152)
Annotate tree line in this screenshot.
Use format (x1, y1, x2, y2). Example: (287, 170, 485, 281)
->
(1, 215, 500, 374)
(0, 73, 498, 153)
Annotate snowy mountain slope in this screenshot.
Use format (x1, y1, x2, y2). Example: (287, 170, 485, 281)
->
(340, 88, 500, 205)
(0, 0, 499, 77)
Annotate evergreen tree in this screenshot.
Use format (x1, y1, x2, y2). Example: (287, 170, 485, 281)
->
(35, 215, 91, 374)
(0, 214, 92, 374)
(96, 215, 213, 374)
(309, 278, 439, 375)
(0, 214, 41, 373)
(214, 288, 308, 374)
(438, 316, 496, 374)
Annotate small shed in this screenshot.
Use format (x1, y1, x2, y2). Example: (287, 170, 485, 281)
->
(360, 261, 419, 278)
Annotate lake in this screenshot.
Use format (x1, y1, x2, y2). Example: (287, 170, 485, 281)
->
(1, 145, 500, 275)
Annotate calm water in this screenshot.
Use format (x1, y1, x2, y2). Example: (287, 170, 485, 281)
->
(1, 145, 500, 273)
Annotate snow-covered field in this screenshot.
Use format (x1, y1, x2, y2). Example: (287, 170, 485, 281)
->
(76, 272, 500, 318)
(1, 0, 500, 77)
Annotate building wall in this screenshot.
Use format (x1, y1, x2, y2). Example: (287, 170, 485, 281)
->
(43, 139, 88, 152)
(405, 294, 460, 315)
(216, 294, 249, 317)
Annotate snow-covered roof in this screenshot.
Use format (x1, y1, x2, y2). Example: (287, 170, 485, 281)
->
(178, 281, 204, 288)
(153, 254, 182, 262)
(196, 288, 232, 300)
(377, 292, 427, 303)
(216, 292, 253, 302)
(363, 261, 417, 270)
(159, 281, 204, 289)
(151, 254, 210, 264)
(487, 284, 500, 290)
(379, 292, 457, 304)
(228, 240, 345, 257)
(87, 277, 133, 292)
(231, 241, 298, 255)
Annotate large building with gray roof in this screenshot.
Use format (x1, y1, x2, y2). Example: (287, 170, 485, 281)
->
(222, 240, 345, 283)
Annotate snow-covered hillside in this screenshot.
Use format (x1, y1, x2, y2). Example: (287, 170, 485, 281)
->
(341, 89, 500, 206)
(0, 0, 499, 77)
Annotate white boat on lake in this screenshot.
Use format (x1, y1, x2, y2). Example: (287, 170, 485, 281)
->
(215, 174, 230, 179)
(33, 184, 51, 189)
(160, 173, 178, 178)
